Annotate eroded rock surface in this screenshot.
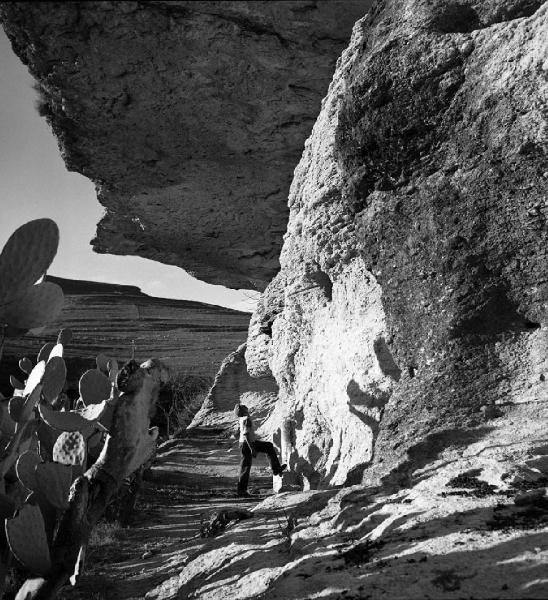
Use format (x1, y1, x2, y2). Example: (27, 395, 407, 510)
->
(146, 405, 548, 600)
(190, 343, 278, 433)
(65, 404, 548, 600)
(0, 0, 370, 290)
(247, 0, 548, 486)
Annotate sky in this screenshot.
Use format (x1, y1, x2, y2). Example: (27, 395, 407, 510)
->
(0, 29, 259, 313)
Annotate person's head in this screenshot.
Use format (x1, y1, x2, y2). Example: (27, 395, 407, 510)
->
(234, 404, 249, 418)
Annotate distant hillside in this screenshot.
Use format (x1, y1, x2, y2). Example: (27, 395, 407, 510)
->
(0, 276, 250, 394)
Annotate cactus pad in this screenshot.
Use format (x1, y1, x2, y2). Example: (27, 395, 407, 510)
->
(38, 401, 106, 436)
(79, 369, 111, 405)
(16, 451, 41, 491)
(9, 396, 25, 422)
(96, 353, 109, 374)
(0, 281, 64, 330)
(41, 357, 66, 403)
(5, 503, 52, 576)
(0, 401, 16, 438)
(0, 218, 59, 305)
(48, 343, 63, 360)
(23, 360, 45, 396)
(0, 493, 16, 520)
(107, 358, 119, 384)
(56, 328, 72, 346)
(53, 432, 86, 467)
(37, 343, 55, 364)
(34, 462, 72, 510)
(10, 375, 24, 390)
(18, 357, 33, 375)
(36, 421, 59, 460)
(19, 384, 43, 424)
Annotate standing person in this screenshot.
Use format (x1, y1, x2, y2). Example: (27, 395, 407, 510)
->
(235, 404, 286, 497)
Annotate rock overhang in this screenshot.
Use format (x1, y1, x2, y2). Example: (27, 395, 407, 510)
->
(0, 0, 371, 290)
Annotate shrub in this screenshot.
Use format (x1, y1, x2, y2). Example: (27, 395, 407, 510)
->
(154, 372, 212, 437)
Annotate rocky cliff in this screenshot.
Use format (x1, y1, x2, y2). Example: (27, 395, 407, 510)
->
(0, 276, 249, 393)
(0, 0, 370, 290)
(1, 0, 547, 493)
(246, 0, 548, 487)
(1, 2, 548, 598)
(190, 343, 278, 432)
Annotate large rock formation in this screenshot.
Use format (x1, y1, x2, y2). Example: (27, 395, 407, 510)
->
(0, 0, 370, 290)
(1, 0, 547, 492)
(190, 343, 278, 431)
(246, 0, 548, 487)
(0, 275, 249, 393)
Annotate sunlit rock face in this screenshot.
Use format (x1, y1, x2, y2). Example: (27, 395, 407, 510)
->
(190, 343, 278, 432)
(0, 0, 370, 290)
(247, 0, 548, 487)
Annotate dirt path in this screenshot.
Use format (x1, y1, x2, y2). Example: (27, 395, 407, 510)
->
(67, 429, 274, 600)
(64, 420, 548, 600)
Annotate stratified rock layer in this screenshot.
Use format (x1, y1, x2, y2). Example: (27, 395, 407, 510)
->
(1, 276, 249, 393)
(190, 343, 278, 432)
(0, 0, 370, 290)
(247, 0, 548, 486)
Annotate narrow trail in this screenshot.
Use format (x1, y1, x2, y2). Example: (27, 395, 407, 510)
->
(66, 429, 274, 600)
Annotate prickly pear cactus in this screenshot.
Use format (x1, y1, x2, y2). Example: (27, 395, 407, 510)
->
(19, 384, 43, 424)
(0, 308, 169, 597)
(107, 358, 119, 384)
(57, 328, 72, 346)
(79, 369, 111, 405)
(48, 343, 64, 360)
(16, 451, 41, 491)
(10, 375, 24, 390)
(37, 342, 55, 363)
(0, 219, 63, 334)
(89, 359, 169, 481)
(39, 400, 107, 436)
(0, 402, 16, 438)
(34, 463, 72, 510)
(95, 353, 109, 374)
(36, 420, 59, 461)
(41, 356, 67, 403)
(23, 361, 45, 396)
(0, 219, 59, 303)
(53, 432, 86, 467)
(8, 396, 25, 423)
(0, 282, 64, 330)
(5, 503, 52, 575)
(18, 357, 33, 375)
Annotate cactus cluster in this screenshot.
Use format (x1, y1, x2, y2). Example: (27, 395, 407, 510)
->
(0, 332, 167, 599)
(0, 328, 122, 583)
(0, 222, 166, 598)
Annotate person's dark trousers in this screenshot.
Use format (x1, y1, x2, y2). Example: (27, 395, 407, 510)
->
(254, 440, 282, 473)
(237, 440, 282, 494)
(238, 442, 252, 494)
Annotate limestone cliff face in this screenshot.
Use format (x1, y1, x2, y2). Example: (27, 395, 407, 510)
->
(1, 276, 249, 393)
(247, 0, 548, 487)
(190, 343, 278, 432)
(0, 0, 370, 290)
